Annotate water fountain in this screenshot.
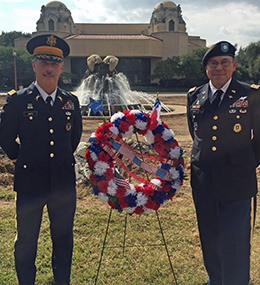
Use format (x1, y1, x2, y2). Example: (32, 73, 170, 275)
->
(75, 54, 172, 116)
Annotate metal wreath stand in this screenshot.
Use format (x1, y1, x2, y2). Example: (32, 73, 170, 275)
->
(94, 133, 178, 285)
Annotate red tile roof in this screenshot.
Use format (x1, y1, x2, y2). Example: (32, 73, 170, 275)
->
(66, 34, 162, 41)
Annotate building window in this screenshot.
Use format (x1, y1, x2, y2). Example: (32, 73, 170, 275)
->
(169, 20, 175, 31)
(48, 19, 54, 31)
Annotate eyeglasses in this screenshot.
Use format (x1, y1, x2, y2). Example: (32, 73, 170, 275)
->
(207, 59, 233, 68)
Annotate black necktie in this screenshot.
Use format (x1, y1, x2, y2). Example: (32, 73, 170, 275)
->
(46, 96, 52, 107)
(211, 90, 223, 110)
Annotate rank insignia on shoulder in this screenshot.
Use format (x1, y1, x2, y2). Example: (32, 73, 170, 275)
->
(70, 91, 77, 97)
(8, 89, 16, 96)
(251, 84, 260, 89)
(189, 86, 196, 93)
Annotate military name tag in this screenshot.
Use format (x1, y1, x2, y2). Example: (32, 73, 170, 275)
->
(66, 123, 72, 131)
(233, 123, 242, 133)
(191, 109, 200, 114)
(23, 111, 38, 117)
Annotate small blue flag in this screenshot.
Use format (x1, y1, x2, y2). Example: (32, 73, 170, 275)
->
(86, 97, 105, 114)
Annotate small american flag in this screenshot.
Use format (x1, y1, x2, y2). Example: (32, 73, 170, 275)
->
(150, 97, 161, 130)
(114, 169, 131, 190)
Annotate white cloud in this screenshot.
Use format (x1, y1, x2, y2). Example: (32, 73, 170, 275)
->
(1, 0, 260, 48)
(0, 0, 24, 2)
(183, 2, 260, 47)
(71, 0, 153, 23)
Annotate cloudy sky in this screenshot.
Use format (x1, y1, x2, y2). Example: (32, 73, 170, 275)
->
(1, 0, 260, 48)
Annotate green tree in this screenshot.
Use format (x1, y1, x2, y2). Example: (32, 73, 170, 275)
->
(151, 56, 181, 87)
(178, 47, 208, 86)
(0, 46, 34, 89)
(235, 42, 260, 84)
(0, 31, 31, 47)
(151, 47, 208, 88)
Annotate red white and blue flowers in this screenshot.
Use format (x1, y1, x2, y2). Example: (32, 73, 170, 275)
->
(84, 109, 185, 215)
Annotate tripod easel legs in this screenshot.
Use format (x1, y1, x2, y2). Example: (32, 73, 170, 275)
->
(94, 209, 178, 284)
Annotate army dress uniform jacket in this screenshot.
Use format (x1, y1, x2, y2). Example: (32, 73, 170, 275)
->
(187, 78, 260, 201)
(0, 83, 82, 195)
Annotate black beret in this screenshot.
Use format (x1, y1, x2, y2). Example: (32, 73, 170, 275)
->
(202, 41, 236, 66)
(26, 34, 70, 62)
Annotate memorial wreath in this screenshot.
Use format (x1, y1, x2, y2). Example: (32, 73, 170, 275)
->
(84, 101, 185, 214)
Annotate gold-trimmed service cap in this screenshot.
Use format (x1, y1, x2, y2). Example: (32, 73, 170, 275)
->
(202, 41, 236, 66)
(26, 34, 70, 62)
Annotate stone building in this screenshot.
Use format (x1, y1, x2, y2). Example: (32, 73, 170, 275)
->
(16, 1, 206, 84)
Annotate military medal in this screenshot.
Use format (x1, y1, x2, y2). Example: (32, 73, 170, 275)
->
(233, 123, 242, 133)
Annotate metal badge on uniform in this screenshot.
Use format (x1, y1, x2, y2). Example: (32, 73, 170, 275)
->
(62, 100, 75, 110)
(233, 123, 242, 133)
(35, 94, 42, 101)
(229, 109, 236, 114)
(66, 123, 72, 131)
(27, 103, 33, 109)
(65, 111, 71, 116)
(239, 109, 247, 114)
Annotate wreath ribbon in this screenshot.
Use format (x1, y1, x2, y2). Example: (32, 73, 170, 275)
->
(101, 142, 161, 190)
(108, 131, 177, 167)
(111, 141, 171, 181)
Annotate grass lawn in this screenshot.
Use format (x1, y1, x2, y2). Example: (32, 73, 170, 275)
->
(0, 183, 259, 284)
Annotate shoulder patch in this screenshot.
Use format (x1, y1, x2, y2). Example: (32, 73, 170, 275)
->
(7, 89, 16, 96)
(70, 91, 77, 97)
(251, 84, 260, 89)
(189, 86, 196, 93)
